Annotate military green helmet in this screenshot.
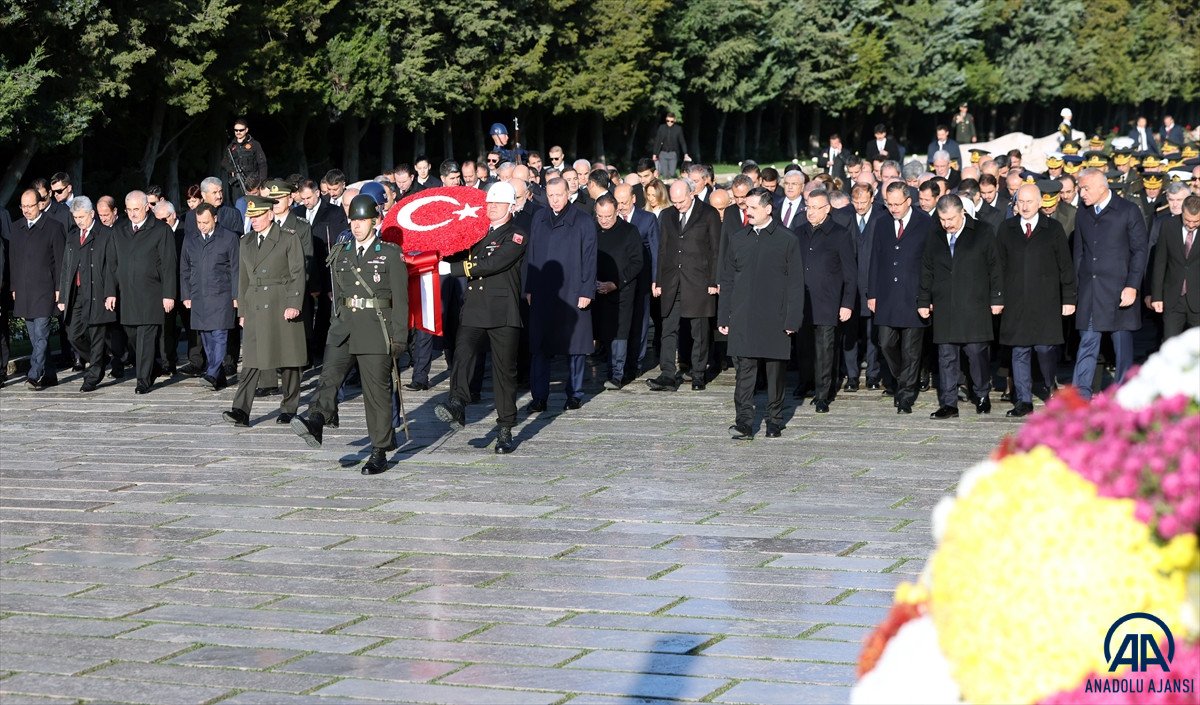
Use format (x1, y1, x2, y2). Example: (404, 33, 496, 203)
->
(348, 194, 380, 220)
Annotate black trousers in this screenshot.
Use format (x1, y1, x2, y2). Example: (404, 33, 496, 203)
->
(452, 325, 519, 428)
(877, 325, 925, 407)
(234, 366, 301, 416)
(160, 302, 183, 368)
(107, 323, 128, 370)
(659, 292, 710, 377)
(68, 298, 108, 386)
(1164, 299, 1200, 340)
(123, 324, 160, 386)
(936, 342, 990, 408)
(797, 324, 837, 401)
(734, 357, 786, 429)
(310, 341, 394, 450)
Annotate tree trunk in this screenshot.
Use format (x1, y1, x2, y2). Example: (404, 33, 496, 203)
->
(988, 105, 998, 141)
(733, 112, 746, 162)
(533, 107, 544, 155)
(751, 109, 763, 157)
(139, 97, 167, 184)
(786, 103, 798, 159)
(809, 104, 822, 154)
(688, 98, 701, 163)
(0, 133, 38, 208)
(292, 114, 309, 177)
(567, 115, 579, 160)
(380, 120, 395, 173)
(714, 112, 727, 164)
(69, 137, 84, 196)
(343, 115, 361, 181)
(473, 108, 485, 161)
(413, 129, 426, 162)
(442, 117, 454, 162)
(623, 115, 640, 166)
(165, 140, 180, 208)
(592, 112, 605, 163)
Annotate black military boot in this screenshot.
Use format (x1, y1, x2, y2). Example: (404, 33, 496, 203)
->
(290, 412, 325, 447)
(494, 427, 514, 454)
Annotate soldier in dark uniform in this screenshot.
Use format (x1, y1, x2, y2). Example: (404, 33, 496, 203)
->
(291, 195, 409, 475)
(489, 123, 527, 165)
(221, 118, 268, 203)
(222, 196, 306, 427)
(57, 197, 117, 392)
(433, 182, 527, 454)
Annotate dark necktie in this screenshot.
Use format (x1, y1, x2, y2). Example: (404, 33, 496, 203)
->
(783, 202, 794, 227)
(896, 219, 904, 240)
(858, 215, 866, 233)
(1185, 229, 1196, 295)
(1025, 223, 1033, 239)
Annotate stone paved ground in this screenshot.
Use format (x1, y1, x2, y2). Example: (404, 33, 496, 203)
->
(0, 357, 1014, 705)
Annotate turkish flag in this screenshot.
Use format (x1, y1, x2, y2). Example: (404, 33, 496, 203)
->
(380, 186, 489, 255)
(379, 187, 490, 336)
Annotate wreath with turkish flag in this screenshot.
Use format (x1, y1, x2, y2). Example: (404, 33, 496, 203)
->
(379, 186, 490, 335)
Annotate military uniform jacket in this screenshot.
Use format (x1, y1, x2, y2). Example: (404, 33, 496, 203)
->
(1049, 202, 1077, 239)
(327, 237, 409, 355)
(717, 221, 805, 361)
(918, 218, 1003, 344)
(867, 209, 933, 329)
(114, 217, 177, 325)
(239, 223, 306, 368)
(277, 212, 314, 288)
(10, 215, 65, 319)
(59, 223, 117, 326)
(656, 197, 721, 318)
(448, 221, 526, 329)
(222, 136, 268, 183)
(996, 216, 1076, 346)
(1074, 195, 1148, 332)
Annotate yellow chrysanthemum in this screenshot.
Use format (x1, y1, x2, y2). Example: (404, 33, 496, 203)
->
(930, 447, 1189, 704)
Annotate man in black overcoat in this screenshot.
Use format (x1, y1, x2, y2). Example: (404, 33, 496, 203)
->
(113, 190, 178, 394)
(1149, 194, 1200, 339)
(11, 189, 66, 389)
(593, 195, 644, 389)
(57, 197, 117, 392)
(918, 195, 1004, 419)
(717, 188, 805, 440)
(996, 184, 1077, 417)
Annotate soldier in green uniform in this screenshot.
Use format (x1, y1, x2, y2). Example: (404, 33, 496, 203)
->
(952, 103, 977, 145)
(291, 194, 408, 475)
(222, 196, 307, 427)
(260, 179, 317, 394)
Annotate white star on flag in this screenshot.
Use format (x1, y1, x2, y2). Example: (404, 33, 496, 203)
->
(452, 203, 481, 220)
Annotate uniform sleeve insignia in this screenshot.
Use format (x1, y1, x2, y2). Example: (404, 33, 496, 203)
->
(512, 233, 524, 245)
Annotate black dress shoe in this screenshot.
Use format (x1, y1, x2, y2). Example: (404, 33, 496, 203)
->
(897, 404, 913, 414)
(527, 399, 547, 414)
(135, 382, 151, 394)
(326, 412, 339, 429)
(930, 405, 959, 419)
(919, 375, 931, 391)
(277, 412, 295, 424)
(765, 425, 782, 438)
(564, 397, 582, 410)
(222, 409, 250, 427)
(110, 365, 125, 380)
(815, 400, 830, 413)
(729, 423, 754, 440)
(255, 386, 279, 397)
(842, 381, 859, 392)
(72, 361, 86, 372)
(26, 378, 45, 391)
(1006, 402, 1035, 418)
(646, 374, 678, 391)
(404, 381, 430, 391)
(435, 401, 466, 429)
(290, 413, 324, 447)
(177, 363, 202, 378)
(866, 382, 881, 390)
(362, 448, 388, 475)
(79, 381, 99, 393)
(1000, 391, 1013, 402)
(975, 397, 992, 414)
(792, 387, 809, 399)
(691, 380, 706, 391)
(603, 379, 623, 390)
(680, 370, 694, 382)
(882, 387, 895, 397)
(494, 427, 514, 454)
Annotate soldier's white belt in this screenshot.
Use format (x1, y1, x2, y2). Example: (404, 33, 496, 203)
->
(343, 297, 391, 309)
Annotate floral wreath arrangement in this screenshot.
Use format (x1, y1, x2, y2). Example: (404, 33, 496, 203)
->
(852, 328, 1200, 705)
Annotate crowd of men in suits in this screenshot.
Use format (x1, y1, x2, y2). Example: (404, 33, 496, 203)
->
(2, 112, 1198, 449)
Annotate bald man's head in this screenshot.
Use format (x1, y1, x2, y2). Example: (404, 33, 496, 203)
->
(1015, 183, 1041, 219)
(709, 188, 731, 211)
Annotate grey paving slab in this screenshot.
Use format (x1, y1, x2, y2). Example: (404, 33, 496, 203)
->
(0, 355, 1007, 703)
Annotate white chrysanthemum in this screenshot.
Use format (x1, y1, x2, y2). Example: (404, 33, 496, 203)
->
(1116, 327, 1200, 410)
(850, 616, 961, 705)
(932, 496, 955, 543)
(956, 460, 998, 499)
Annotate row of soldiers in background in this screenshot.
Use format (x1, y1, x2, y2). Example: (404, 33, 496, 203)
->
(3, 128, 1198, 447)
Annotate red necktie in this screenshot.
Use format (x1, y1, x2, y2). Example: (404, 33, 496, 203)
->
(783, 203, 793, 227)
(741, 211, 748, 226)
(1025, 223, 1032, 239)
(1185, 229, 1196, 295)
(896, 219, 904, 240)
(76, 229, 87, 285)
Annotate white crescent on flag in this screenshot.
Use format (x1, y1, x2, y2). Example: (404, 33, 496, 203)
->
(395, 195, 461, 232)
